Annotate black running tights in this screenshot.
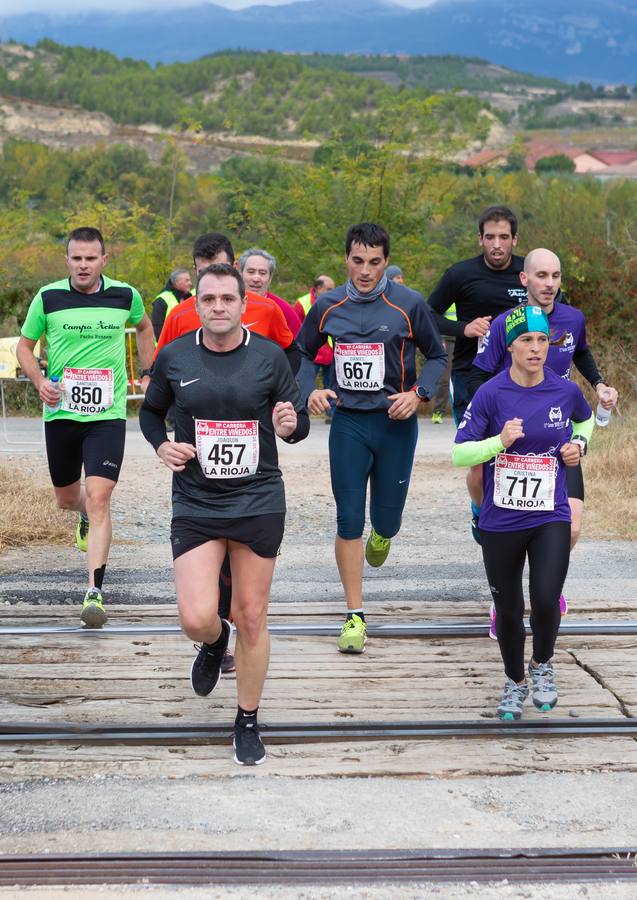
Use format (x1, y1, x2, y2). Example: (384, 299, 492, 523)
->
(480, 522, 571, 682)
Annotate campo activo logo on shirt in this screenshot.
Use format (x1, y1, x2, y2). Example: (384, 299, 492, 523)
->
(62, 321, 121, 334)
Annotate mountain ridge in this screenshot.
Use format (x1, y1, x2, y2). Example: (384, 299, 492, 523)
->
(3, 0, 636, 82)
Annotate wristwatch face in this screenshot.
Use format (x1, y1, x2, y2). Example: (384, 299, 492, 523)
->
(415, 386, 427, 400)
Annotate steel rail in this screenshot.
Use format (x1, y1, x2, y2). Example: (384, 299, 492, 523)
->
(1, 620, 636, 637)
(1, 848, 636, 886)
(1, 717, 636, 744)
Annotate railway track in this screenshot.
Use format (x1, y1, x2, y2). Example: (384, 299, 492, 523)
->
(2, 717, 636, 744)
(1, 848, 636, 886)
(1, 619, 636, 637)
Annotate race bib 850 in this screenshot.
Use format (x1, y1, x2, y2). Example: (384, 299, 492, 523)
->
(62, 367, 114, 415)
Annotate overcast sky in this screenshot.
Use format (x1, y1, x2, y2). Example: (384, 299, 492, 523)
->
(2, 0, 439, 13)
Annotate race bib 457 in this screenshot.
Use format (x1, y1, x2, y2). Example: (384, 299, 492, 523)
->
(195, 420, 259, 479)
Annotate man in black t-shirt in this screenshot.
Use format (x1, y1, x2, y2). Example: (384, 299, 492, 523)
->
(140, 264, 309, 766)
(427, 205, 526, 424)
(427, 205, 526, 547)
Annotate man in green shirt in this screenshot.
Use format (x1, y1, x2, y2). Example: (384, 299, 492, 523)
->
(17, 227, 155, 626)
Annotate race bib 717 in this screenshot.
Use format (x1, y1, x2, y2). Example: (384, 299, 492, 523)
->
(493, 453, 556, 511)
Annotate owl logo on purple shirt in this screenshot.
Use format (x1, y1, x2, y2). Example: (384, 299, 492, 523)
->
(549, 407, 563, 423)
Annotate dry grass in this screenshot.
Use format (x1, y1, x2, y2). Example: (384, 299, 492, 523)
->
(582, 405, 637, 540)
(0, 463, 73, 552)
(569, 340, 637, 539)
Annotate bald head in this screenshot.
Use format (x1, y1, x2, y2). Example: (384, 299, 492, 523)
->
(520, 248, 561, 311)
(314, 275, 335, 297)
(524, 248, 560, 274)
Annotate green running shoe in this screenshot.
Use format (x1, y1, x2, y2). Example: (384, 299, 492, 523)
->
(365, 528, 391, 567)
(431, 410, 444, 425)
(337, 614, 367, 654)
(76, 514, 89, 553)
(81, 588, 107, 628)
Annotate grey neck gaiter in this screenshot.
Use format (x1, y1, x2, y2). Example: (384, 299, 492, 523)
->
(345, 273, 388, 303)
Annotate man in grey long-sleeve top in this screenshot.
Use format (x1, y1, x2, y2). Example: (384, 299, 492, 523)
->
(296, 222, 447, 654)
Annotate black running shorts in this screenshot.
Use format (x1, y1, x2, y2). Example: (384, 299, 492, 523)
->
(44, 419, 126, 487)
(170, 513, 285, 561)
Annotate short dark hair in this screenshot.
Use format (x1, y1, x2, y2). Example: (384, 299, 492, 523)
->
(313, 276, 328, 290)
(196, 263, 244, 298)
(192, 232, 235, 265)
(66, 227, 105, 253)
(345, 223, 390, 259)
(478, 206, 518, 238)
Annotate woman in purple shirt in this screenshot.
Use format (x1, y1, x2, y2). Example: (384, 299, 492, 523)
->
(453, 305, 594, 720)
(467, 247, 618, 632)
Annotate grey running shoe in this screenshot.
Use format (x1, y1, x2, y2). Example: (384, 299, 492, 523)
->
(221, 650, 236, 674)
(529, 661, 558, 711)
(497, 679, 529, 721)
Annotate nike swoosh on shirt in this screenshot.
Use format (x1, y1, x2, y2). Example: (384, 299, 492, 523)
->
(244, 321, 258, 328)
(180, 378, 200, 387)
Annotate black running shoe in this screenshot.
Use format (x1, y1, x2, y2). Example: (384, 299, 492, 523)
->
(233, 719, 266, 766)
(190, 619, 230, 697)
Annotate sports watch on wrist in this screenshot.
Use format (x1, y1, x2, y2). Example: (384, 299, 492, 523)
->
(140, 368, 152, 378)
(412, 385, 429, 401)
(572, 437, 587, 457)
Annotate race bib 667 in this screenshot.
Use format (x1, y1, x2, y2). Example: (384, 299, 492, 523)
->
(334, 343, 385, 391)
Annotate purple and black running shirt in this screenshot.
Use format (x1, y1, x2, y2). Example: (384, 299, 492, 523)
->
(473, 301, 589, 381)
(455, 368, 591, 532)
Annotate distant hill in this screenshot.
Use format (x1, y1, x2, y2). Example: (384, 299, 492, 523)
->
(2, 0, 636, 83)
(0, 42, 502, 146)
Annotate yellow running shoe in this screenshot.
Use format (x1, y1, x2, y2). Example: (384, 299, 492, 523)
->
(75, 514, 89, 553)
(365, 527, 391, 567)
(337, 614, 367, 654)
(81, 588, 107, 628)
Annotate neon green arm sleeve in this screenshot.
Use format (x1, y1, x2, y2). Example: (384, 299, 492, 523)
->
(452, 435, 505, 468)
(571, 413, 594, 444)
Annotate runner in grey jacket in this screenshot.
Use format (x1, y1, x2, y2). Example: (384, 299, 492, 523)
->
(296, 222, 447, 655)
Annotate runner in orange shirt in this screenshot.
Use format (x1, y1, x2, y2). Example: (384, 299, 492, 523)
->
(155, 233, 299, 372)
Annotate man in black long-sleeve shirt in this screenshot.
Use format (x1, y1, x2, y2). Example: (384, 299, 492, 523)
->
(427, 205, 527, 424)
(427, 205, 526, 547)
